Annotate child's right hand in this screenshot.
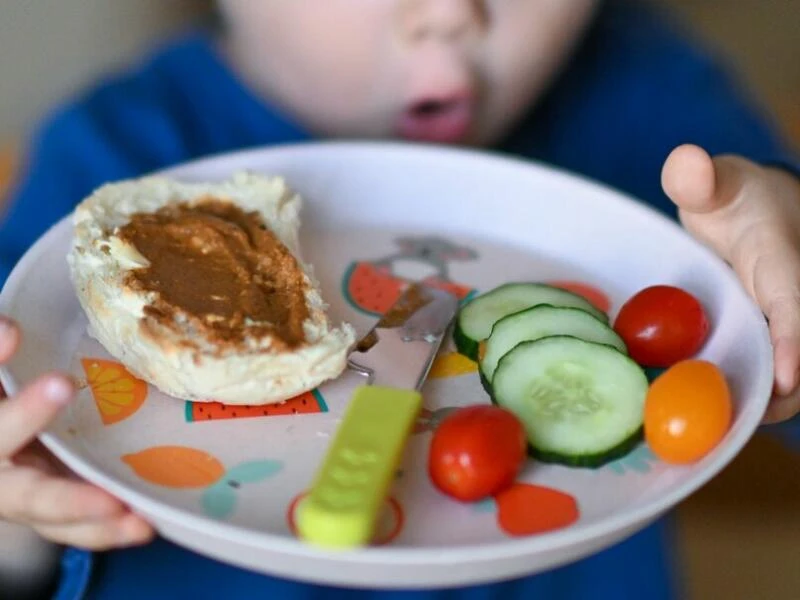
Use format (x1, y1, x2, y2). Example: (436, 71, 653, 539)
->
(0, 316, 154, 549)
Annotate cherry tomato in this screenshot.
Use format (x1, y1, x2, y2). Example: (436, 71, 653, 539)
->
(428, 405, 527, 501)
(613, 285, 709, 367)
(644, 359, 732, 464)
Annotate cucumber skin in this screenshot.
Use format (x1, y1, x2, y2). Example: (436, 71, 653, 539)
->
(530, 428, 643, 468)
(487, 390, 643, 468)
(479, 370, 492, 394)
(453, 318, 480, 361)
(488, 335, 648, 469)
(453, 282, 609, 361)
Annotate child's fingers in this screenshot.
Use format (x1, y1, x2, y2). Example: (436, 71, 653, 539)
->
(662, 144, 750, 216)
(748, 236, 800, 399)
(765, 298, 800, 397)
(0, 465, 125, 525)
(0, 317, 20, 365)
(33, 512, 155, 551)
(0, 373, 75, 459)
(662, 145, 770, 266)
(764, 389, 800, 424)
(10, 440, 66, 474)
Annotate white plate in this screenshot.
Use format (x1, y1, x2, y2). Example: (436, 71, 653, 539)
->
(0, 142, 773, 589)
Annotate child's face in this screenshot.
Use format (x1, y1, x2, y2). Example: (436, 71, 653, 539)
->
(219, 0, 598, 146)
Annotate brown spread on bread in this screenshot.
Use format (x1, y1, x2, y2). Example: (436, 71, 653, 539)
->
(116, 199, 309, 350)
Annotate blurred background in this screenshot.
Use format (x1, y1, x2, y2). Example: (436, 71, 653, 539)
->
(0, 2, 799, 599)
(1, 1, 799, 145)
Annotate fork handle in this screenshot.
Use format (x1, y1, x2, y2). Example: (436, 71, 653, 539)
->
(295, 385, 421, 547)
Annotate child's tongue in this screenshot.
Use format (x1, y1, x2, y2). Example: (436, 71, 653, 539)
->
(396, 99, 472, 144)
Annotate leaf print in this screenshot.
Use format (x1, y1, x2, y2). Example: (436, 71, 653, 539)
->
(606, 444, 658, 476)
(201, 483, 238, 519)
(224, 460, 283, 484)
(472, 497, 497, 514)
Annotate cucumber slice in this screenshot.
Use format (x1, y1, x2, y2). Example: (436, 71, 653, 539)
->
(480, 305, 627, 384)
(454, 283, 608, 360)
(492, 336, 647, 468)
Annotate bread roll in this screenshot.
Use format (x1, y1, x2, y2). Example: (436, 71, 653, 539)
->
(67, 171, 356, 405)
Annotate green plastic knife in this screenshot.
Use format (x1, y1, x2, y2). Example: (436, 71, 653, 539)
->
(295, 283, 458, 548)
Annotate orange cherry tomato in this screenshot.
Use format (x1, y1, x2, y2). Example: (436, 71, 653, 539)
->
(644, 359, 732, 464)
(428, 405, 527, 501)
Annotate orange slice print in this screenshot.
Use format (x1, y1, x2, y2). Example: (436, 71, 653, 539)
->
(428, 352, 478, 379)
(81, 358, 148, 425)
(121, 445, 225, 488)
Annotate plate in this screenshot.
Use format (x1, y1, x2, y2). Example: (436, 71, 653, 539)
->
(0, 142, 773, 589)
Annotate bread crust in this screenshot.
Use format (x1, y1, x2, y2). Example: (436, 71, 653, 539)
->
(67, 172, 356, 405)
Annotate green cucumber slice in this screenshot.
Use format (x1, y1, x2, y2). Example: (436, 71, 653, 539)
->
(491, 336, 648, 468)
(454, 282, 608, 360)
(480, 305, 627, 384)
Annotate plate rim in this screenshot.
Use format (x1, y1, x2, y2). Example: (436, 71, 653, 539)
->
(0, 140, 774, 567)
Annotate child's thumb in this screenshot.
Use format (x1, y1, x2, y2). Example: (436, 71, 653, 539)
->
(661, 143, 750, 215)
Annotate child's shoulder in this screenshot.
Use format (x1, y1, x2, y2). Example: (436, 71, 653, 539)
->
(28, 31, 223, 168)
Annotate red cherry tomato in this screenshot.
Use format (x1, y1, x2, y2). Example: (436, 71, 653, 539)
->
(428, 405, 527, 502)
(613, 285, 709, 367)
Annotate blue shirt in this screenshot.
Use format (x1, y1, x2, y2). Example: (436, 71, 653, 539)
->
(1, 1, 797, 598)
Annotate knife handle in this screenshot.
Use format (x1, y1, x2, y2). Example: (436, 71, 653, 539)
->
(295, 385, 422, 548)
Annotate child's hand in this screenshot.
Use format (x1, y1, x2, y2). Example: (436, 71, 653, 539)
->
(662, 144, 800, 424)
(0, 317, 154, 549)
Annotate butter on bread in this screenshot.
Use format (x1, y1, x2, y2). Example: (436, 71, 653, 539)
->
(67, 172, 356, 405)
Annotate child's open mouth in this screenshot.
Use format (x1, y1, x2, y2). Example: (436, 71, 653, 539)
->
(396, 98, 473, 144)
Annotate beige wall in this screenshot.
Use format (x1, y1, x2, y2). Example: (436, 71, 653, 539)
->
(0, 1, 798, 143)
(664, 0, 800, 145)
(0, 0, 210, 141)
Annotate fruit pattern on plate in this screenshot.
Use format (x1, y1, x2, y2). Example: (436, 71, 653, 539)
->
(184, 389, 328, 422)
(342, 236, 478, 316)
(80, 357, 332, 424)
(81, 358, 148, 425)
(121, 445, 284, 519)
(75, 258, 732, 543)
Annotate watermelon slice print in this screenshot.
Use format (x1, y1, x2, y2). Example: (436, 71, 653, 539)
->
(342, 236, 479, 316)
(343, 262, 406, 316)
(185, 389, 327, 422)
(343, 263, 476, 316)
(421, 275, 476, 302)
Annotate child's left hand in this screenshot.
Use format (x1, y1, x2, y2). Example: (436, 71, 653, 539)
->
(662, 144, 800, 424)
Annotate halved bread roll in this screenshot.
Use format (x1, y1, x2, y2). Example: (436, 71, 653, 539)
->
(67, 171, 356, 405)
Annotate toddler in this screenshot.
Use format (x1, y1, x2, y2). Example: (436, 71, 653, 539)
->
(1, 1, 799, 598)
